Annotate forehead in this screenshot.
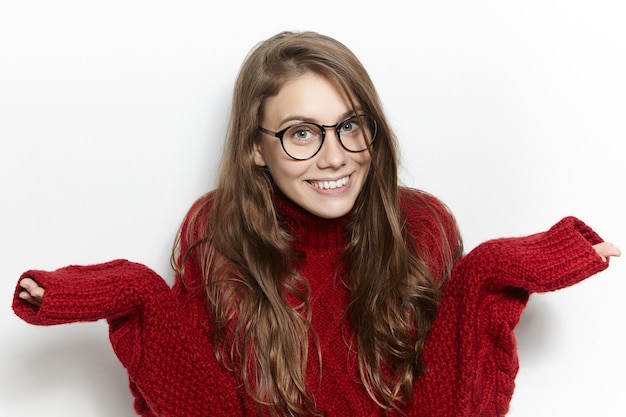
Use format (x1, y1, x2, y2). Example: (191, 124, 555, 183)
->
(263, 72, 357, 125)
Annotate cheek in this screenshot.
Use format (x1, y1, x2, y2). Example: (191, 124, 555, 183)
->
(353, 150, 372, 168)
(269, 161, 310, 183)
(261, 146, 309, 181)
(257, 140, 284, 167)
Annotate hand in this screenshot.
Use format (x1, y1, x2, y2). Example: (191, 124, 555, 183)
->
(19, 277, 45, 307)
(593, 242, 621, 262)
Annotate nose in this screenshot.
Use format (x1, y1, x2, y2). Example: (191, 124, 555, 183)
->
(315, 130, 347, 168)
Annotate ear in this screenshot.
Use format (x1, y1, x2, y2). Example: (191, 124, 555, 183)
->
(253, 142, 267, 167)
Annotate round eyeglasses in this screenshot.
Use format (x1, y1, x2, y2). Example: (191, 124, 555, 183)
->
(259, 114, 377, 161)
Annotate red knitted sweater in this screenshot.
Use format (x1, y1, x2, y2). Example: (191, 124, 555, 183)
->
(12, 188, 609, 416)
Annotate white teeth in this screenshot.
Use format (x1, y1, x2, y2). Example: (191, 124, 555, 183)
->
(312, 176, 349, 190)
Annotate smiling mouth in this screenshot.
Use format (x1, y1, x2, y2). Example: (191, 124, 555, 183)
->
(309, 175, 349, 190)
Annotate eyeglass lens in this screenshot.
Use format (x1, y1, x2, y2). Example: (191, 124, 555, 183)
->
(282, 115, 376, 160)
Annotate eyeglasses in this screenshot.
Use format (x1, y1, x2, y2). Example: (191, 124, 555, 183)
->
(259, 114, 377, 161)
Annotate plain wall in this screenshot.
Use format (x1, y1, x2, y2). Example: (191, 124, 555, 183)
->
(1, 1, 624, 416)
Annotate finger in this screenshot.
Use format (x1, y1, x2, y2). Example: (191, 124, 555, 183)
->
(19, 277, 45, 302)
(29, 285, 45, 300)
(19, 277, 39, 291)
(610, 244, 622, 257)
(19, 291, 42, 307)
(593, 242, 622, 261)
(601, 242, 621, 257)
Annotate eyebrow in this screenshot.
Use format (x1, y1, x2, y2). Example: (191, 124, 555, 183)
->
(278, 108, 363, 127)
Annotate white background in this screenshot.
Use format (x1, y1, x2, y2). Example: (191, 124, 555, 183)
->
(1, 1, 624, 416)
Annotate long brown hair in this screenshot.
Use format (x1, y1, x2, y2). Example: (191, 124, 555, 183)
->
(174, 31, 461, 416)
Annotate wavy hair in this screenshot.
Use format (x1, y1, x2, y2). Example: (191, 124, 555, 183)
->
(174, 31, 461, 416)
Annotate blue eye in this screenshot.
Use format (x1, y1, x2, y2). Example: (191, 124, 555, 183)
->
(285, 123, 322, 144)
(294, 128, 313, 140)
(339, 118, 361, 135)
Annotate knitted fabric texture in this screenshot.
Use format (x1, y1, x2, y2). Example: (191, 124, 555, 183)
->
(12, 188, 609, 416)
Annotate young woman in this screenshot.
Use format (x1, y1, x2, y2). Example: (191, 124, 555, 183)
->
(14, 31, 620, 417)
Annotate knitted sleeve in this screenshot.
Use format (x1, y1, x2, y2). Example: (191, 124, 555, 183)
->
(409, 216, 610, 417)
(12, 259, 242, 417)
(13, 259, 167, 326)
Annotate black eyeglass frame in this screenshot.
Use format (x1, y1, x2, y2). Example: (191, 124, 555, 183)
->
(258, 114, 377, 161)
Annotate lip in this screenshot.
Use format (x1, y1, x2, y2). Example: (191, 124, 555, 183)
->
(306, 174, 352, 194)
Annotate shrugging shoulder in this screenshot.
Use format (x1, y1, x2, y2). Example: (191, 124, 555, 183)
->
(12, 187, 612, 417)
(398, 187, 463, 284)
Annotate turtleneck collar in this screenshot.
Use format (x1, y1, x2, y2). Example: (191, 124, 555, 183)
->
(273, 187, 351, 253)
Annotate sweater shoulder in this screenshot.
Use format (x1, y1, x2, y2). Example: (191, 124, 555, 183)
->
(399, 188, 453, 221)
(398, 187, 463, 282)
(181, 191, 217, 239)
(172, 191, 217, 290)
(398, 187, 460, 245)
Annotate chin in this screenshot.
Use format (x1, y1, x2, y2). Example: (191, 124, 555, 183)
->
(308, 202, 355, 219)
